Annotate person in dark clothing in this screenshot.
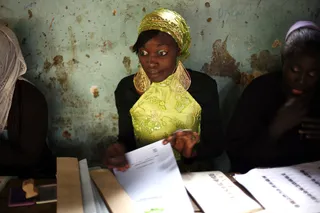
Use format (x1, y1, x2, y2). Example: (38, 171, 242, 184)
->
(226, 21, 320, 173)
(105, 8, 229, 172)
(0, 24, 55, 178)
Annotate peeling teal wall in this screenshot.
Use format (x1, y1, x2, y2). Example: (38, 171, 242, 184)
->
(0, 0, 319, 164)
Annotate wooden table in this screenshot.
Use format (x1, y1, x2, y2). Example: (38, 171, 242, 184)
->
(0, 179, 203, 213)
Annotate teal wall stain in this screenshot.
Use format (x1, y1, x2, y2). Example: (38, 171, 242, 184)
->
(0, 0, 319, 164)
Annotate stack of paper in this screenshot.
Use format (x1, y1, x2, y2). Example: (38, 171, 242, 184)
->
(58, 146, 320, 213)
(79, 159, 110, 213)
(182, 171, 262, 213)
(114, 140, 194, 213)
(234, 161, 320, 213)
(57, 158, 112, 213)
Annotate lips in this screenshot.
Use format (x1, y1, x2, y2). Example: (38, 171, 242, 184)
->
(146, 69, 161, 77)
(292, 89, 304, 95)
(148, 70, 159, 75)
(146, 68, 159, 73)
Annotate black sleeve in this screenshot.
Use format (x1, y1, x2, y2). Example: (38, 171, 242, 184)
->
(114, 76, 137, 152)
(187, 71, 225, 161)
(197, 78, 225, 160)
(226, 77, 282, 172)
(0, 82, 48, 169)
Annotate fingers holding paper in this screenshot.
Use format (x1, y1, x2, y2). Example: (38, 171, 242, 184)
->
(104, 143, 129, 171)
(299, 117, 320, 140)
(163, 130, 199, 158)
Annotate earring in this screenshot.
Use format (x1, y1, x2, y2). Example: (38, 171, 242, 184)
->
(175, 60, 191, 91)
(133, 65, 151, 94)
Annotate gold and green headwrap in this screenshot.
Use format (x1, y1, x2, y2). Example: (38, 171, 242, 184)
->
(138, 8, 191, 60)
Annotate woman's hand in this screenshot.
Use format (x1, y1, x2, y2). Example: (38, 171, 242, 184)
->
(269, 97, 308, 138)
(299, 117, 320, 140)
(163, 130, 199, 158)
(104, 143, 129, 172)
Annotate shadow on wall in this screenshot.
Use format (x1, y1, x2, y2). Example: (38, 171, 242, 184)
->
(51, 135, 117, 167)
(46, 112, 119, 166)
(2, 18, 117, 166)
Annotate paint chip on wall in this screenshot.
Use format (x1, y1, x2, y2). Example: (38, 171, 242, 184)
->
(76, 15, 82, 24)
(122, 56, 132, 74)
(272, 39, 282, 48)
(53, 55, 63, 66)
(90, 86, 99, 98)
(201, 36, 240, 78)
(62, 130, 71, 139)
(95, 113, 103, 119)
(28, 10, 33, 19)
(49, 18, 54, 30)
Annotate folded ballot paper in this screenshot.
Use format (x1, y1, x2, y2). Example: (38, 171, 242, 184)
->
(234, 161, 320, 213)
(183, 161, 320, 213)
(57, 146, 320, 213)
(182, 171, 262, 213)
(56, 140, 194, 213)
(56, 147, 262, 213)
(113, 140, 194, 213)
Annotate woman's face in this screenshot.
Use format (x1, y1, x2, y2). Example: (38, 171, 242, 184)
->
(137, 32, 179, 82)
(283, 51, 320, 97)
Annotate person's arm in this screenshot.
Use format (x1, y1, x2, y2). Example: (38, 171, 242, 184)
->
(226, 78, 282, 172)
(196, 78, 225, 160)
(185, 72, 225, 164)
(0, 82, 48, 168)
(114, 77, 137, 152)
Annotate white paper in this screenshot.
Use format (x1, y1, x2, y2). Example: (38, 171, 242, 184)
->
(79, 159, 110, 213)
(79, 159, 98, 213)
(91, 179, 110, 213)
(114, 140, 194, 213)
(182, 171, 262, 213)
(0, 176, 12, 193)
(234, 161, 320, 213)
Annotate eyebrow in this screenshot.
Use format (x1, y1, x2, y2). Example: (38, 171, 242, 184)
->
(293, 63, 319, 71)
(141, 43, 169, 48)
(157, 44, 169, 47)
